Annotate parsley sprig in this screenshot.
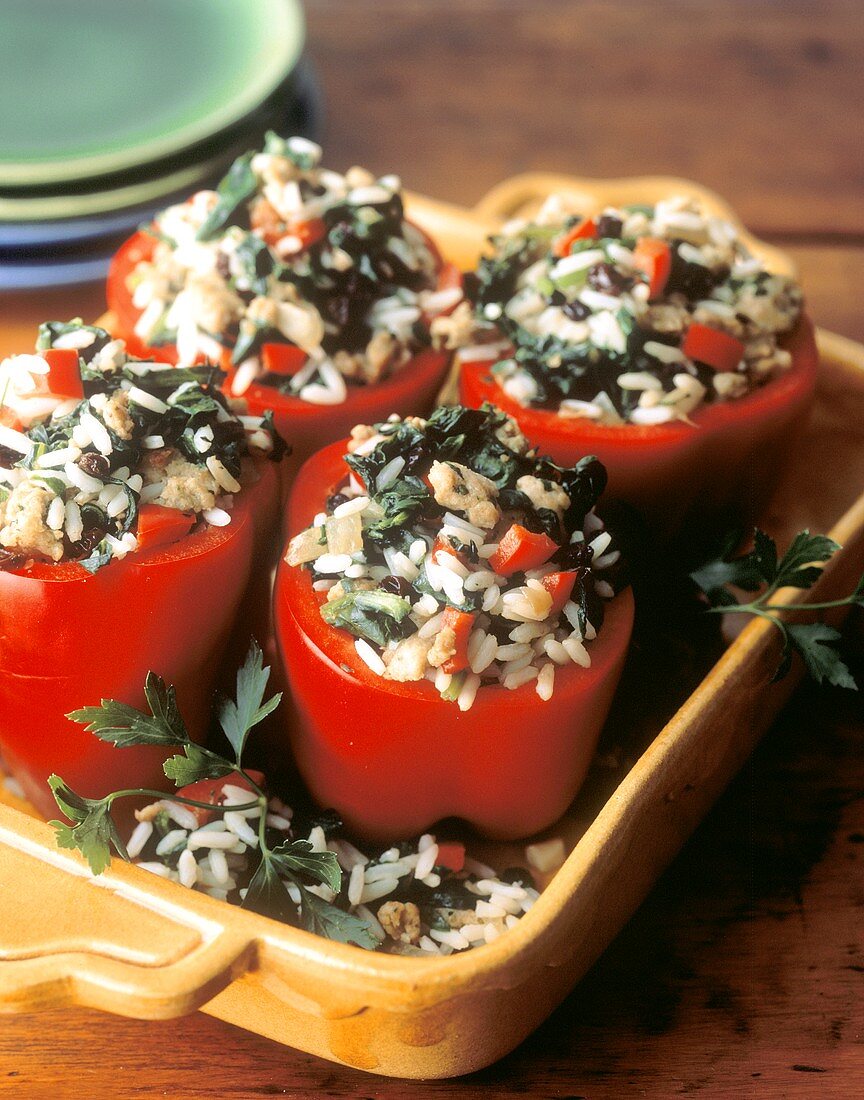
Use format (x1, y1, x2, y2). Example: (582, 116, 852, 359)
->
(691, 529, 864, 688)
(49, 641, 377, 949)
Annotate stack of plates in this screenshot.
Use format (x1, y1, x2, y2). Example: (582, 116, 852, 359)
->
(0, 0, 321, 289)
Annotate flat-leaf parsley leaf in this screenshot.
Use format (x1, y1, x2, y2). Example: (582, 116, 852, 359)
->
(691, 528, 864, 688)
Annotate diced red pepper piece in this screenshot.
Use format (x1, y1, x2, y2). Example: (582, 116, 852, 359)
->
(290, 217, 327, 250)
(261, 342, 308, 376)
(436, 262, 463, 293)
(43, 348, 84, 399)
(553, 217, 597, 258)
(136, 504, 196, 552)
(439, 606, 476, 674)
(540, 571, 578, 617)
(632, 238, 672, 299)
(432, 535, 465, 567)
(488, 524, 559, 576)
(0, 407, 23, 432)
(682, 323, 746, 372)
(435, 841, 466, 873)
(176, 769, 266, 826)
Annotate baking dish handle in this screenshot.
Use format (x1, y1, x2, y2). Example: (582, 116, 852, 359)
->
(0, 807, 255, 1020)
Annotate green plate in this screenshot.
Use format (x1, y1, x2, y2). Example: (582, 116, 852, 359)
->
(0, 0, 304, 186)
(0, 155, 223, 221)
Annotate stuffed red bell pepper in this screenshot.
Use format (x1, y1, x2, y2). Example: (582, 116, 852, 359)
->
(451, 195, 817, 539)
(106, 133, 455, 473)
(275, 404, 634, 841)
(0, 320, 284, 815)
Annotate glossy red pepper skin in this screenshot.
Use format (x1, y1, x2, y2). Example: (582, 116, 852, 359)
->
(43, 348, 84, 399)
(681, 323, 745, 372)
(176, 769, 265, 826)
(0, 459, 277, 818)
(107, 229, 452, 476)
(459, 315, 818, 541)
(487, 524, 559, 576)
(631, 238, 672, 299)
(273, 441, 634, 841)
(553, 218, 597, 257)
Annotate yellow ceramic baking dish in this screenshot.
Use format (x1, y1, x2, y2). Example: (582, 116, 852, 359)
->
(2, 175, 863, 1079)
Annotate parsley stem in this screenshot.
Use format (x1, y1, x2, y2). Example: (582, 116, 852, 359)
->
(761, 597, 859, 612)
(705, 594, 858, 617)
(106, 788, 261, 814)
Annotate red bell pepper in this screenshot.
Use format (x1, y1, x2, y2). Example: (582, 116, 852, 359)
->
(438, 607, 476, 674)
(284, 216, 327, 251)
(176, 769, 266, 827)
(43, 348, 84, 399)
(682, 323, 745, 372)
(553, 218, 597, 257)
(135, 504, 195, 552)
(0, 459, 278, 818)
(632, 238, 672, 299)
(540, 571, 578, 617)
(273, 440, 634, 841)
(432, 535, 465, 568)
(436, 262, 463, 293)
(488, 524, 559, 576)
(261, 343, 308, 377)
(435, 841, 465, 873)
(106, 229, 451, 475)
(459, 316, 818, 542)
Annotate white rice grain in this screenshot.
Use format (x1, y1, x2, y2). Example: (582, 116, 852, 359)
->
(435, 668, 452, 693)
(543, 637, 570, 665)
(164, 801, 200, 831)
(360, 876, 401, 905)
(208, 848, 230, 885)
(503, 666, 539, 690)
(206, 456, 242, 494)
(430, 928, 471, 951)
(470, 633, 498, 675)
(223, 811, 259, 847)
(414, 844, 439, 880)
(536, 663, 555, 701)
(457, 673, 481, 712)
(348, 863, 366, 906)
(355, 638, 385, 675)
(376, 455, 405, 491)
(562, 637, 591, 667)
(481, 584, 501, 613)
(126, 821, 153, 859)
(178, 849, 199, 888)
(128, 386, 169, 414)
(187, 829, 238, 851)
(64, 500, 83, 543)
(203, 507, 232, 527)
(46, 496, 66, 531)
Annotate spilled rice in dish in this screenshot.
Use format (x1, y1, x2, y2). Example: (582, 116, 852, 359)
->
(127, 785, 543, 956)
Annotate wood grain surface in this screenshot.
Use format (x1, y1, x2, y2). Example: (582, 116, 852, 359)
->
(2, 2, 863, 1095)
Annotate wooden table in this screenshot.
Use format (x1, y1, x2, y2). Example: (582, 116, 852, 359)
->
(2, 3, 863, 1095)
